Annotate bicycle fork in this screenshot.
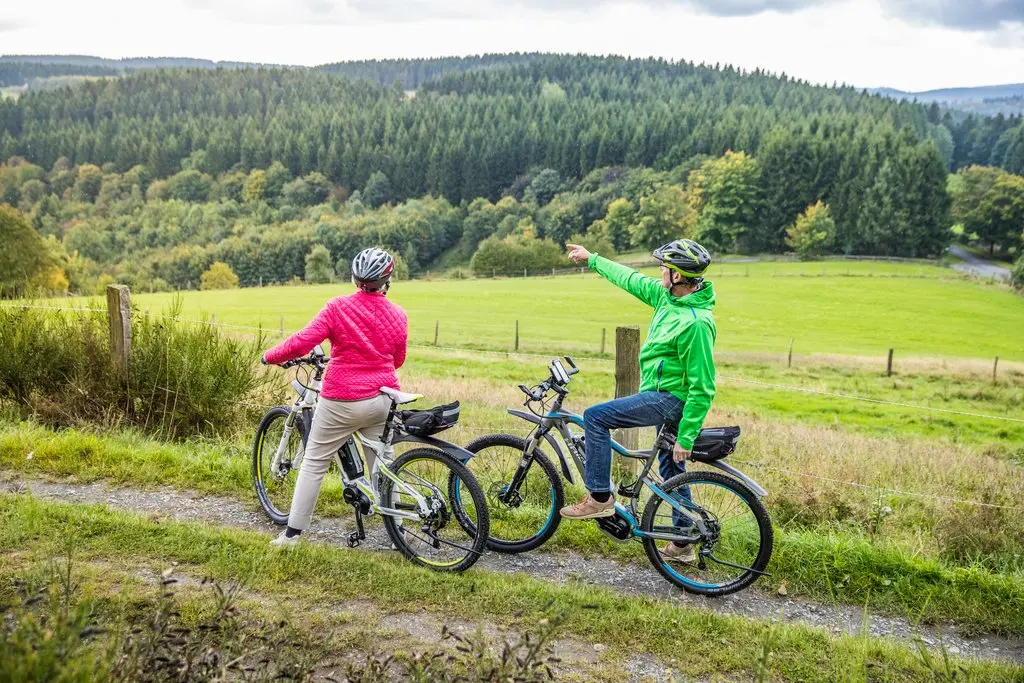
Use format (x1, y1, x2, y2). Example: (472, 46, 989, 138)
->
(270, 409, 304, 476)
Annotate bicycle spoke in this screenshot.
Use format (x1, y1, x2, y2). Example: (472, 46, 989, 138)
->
(387, 452, 484, 569)
(649, 477, 766, 591)
(466, 438, 559, 547)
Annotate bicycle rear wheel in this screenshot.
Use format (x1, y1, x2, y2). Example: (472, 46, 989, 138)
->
(252, 406, 305, 525)
(452, 433, 564, 553)
(640, 470, 772, 597)
(381, 448, 489, 572)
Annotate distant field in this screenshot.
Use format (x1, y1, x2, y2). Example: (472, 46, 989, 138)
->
(0, 85, 26, 100)
(115, 260, 1024, 362)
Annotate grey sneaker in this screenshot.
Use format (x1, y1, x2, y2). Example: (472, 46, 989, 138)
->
(661, 542, 697, 564)
(270, 531, 302, 548)
(559, 494, 615, 520)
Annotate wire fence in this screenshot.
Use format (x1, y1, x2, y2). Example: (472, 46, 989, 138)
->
(2, 301, 1021, 425)
(3, 300, 1023, 511)
(121, 252, 1009, 292)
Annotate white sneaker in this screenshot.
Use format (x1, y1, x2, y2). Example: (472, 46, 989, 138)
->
(270, 530, 302, 548)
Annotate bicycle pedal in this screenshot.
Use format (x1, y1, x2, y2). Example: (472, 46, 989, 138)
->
(347, 532, 361, 548)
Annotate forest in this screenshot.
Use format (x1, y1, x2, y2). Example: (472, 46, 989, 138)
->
(0, 54, 1022, 295)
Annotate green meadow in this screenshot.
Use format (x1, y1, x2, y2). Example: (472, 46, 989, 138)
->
(109, 261, 1024, 362)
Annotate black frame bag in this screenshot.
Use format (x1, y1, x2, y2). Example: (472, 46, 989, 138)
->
(398, 401, 460, 436)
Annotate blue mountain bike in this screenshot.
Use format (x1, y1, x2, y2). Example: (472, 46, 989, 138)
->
(456, 356, 773, 597)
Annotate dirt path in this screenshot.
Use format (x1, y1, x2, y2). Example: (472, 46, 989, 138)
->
(6, 474, 1022, 666)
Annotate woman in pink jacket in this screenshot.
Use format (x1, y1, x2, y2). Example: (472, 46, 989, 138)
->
(262, 247, 408, 547)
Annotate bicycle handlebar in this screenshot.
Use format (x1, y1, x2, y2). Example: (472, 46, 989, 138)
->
(280, 353, 329, 369)
(520, 356, 579, 405)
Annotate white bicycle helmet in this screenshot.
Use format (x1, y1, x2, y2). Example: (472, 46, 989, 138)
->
(351, 247, 395, 291)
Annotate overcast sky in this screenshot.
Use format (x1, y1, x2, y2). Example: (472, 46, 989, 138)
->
(1, 0, 1022, 91)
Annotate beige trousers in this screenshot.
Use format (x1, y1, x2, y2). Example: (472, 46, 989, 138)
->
(287, 394, 392, 531)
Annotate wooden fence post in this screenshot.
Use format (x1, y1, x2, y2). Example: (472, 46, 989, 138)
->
(615, 326, 641, 456)
(993, 356, 999, 384)
(434, 320, 439, 346)
(600, 328, 606, 355)
(515, 320, 519, 351)
(279, 315, 284, 334)
(788, 337, 794, 368)
(106, 284, 131, 377)
(887, 348, 894, 377)
(211, 313, 216, 326)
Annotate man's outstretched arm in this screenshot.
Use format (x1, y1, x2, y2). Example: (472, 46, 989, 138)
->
(566, 244, 663, 308)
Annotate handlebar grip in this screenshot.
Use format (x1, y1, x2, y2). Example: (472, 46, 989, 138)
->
(563, 356, 578, 374)
(518, 384, 534, 398)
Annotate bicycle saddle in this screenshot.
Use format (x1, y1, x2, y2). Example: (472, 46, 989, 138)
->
(380, 386, 423, 405)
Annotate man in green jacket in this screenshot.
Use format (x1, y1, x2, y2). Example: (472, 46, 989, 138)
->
(560, 238, 716, 564)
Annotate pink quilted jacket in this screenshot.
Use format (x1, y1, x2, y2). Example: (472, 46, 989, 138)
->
(263, 291, 408, 401)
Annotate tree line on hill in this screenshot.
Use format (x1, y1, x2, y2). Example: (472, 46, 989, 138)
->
(2, 57, 1022, 193)
(1, 148, 1021, 298)
(0, 63, 119, 88)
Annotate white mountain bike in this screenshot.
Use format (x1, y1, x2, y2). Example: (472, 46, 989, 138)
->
(251, 345, 489, 572)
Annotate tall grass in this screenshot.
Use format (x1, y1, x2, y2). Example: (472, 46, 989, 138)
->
(0, 304, 273, 438)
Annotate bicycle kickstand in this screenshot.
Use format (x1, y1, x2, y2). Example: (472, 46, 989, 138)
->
(348, 507, 366, 548)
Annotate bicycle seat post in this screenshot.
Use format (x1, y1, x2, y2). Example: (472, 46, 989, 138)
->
(380, 398, 398, 445)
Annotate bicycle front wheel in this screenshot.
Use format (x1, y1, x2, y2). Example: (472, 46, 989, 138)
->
(641, 470, 773, 597)
(453, 433, 564, 553)
(252, 406, 306, 525)
(381, 448, 490, 572)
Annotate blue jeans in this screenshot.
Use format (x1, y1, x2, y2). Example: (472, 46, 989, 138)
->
(583, 391, 685, 494)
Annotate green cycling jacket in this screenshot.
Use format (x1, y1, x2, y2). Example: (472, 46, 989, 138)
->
(589, 254, 717, 449)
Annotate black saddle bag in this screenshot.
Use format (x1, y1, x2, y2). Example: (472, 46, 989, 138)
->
(689, 426, 741, 463)
(398, 401, 461, 436)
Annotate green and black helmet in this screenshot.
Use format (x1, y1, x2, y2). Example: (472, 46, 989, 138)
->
(653, 239, 712, 278)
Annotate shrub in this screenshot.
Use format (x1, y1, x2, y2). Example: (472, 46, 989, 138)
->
(391, 251, 410, 280)
(200, 261, 239, 290)
(0, 205, 56, 298)
(786, 201, 834, 261)
(0, 305, 272, 438)
(470, 235, 564, 277)
(1012, 256, 1024, 291)
(304, 244, 333, 284)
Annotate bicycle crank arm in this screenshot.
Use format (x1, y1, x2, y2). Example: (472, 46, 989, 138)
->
(706, 553, 772, 577)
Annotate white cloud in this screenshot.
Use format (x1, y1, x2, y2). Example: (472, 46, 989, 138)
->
(0, 0, 1021, 90)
